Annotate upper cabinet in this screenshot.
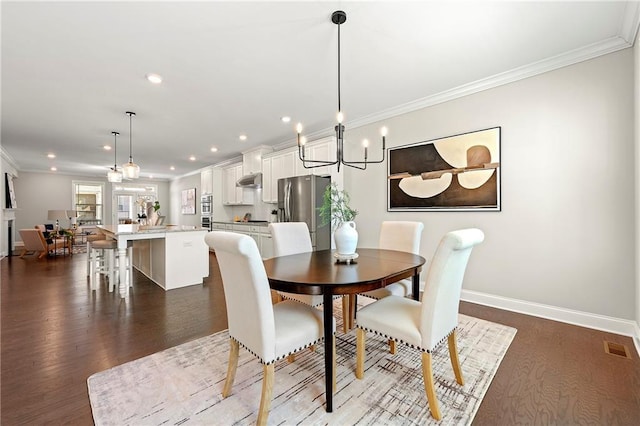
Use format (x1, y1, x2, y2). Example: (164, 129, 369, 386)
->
(242, 146, 273, 176)
(222, 162, 254, 205)
(261, 138, 337, 203)
(201, 167, 213, 195)
(262, 148, 296, 203)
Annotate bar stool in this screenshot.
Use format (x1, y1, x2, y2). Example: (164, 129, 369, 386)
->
(89, 239, 117, 291)
(86, 233, 107, 278)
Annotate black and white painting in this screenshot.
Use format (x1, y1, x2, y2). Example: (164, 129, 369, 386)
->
(387, 127, 501, 211)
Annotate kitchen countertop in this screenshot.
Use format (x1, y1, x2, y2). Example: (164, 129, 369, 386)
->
(98, 224, 207, 234)
(212, 221, 271, 227)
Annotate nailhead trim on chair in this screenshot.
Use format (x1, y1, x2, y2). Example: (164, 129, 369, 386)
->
(280, 294, 342, 307)
(229, 334, 334, 365)
(355, 325, 456, 353)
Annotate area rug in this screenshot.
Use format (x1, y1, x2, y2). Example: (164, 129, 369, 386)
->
(88, 302, 516, 425)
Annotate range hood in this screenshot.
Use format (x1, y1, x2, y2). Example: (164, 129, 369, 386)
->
(236, 172, 262, 188)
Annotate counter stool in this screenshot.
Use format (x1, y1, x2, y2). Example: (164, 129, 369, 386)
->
(86, 233, 107, 278)
(89, 239, 117, 291)
(88, 239, 134, 293)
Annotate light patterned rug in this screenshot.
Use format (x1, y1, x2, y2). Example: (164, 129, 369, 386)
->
(88, 302, 516, 425)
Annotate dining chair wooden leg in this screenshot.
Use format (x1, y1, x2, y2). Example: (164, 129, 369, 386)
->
(222, 339, 239, 398)
(421, 352, 441, 420)
(349, 294, 357, 330)
(342, 295, 350, 333)
(257, 363, 275, 426)
(448, 331, 464, 385)
(388, 339, 396, 354)
(356, 328, 366, 379)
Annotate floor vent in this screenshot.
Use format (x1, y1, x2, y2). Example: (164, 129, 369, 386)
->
(604, 341, 631, 359)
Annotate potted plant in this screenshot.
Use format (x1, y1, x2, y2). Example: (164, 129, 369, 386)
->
(318, 183, 359, 256)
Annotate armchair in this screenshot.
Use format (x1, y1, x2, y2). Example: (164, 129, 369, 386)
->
(18, 228, 60, 258)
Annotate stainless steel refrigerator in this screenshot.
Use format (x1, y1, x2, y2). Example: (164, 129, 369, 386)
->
(277, 175, 331, 251)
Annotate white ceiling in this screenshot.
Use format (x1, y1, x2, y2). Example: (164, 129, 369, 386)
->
(2, 1, 639, 180)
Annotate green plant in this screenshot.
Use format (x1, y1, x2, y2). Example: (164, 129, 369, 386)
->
(153, 201, 160, 212)
(318, 183, 358, 228)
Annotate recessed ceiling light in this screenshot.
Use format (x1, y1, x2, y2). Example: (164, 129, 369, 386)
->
(210, 147, 218, 152)
(170, 166, 176, 171)
(47, 153, 56, 158)
(281, 116, 291, 123)
(149, 175, 154, 179)
(50, 167, 57, 171)
(145, 73, 163, 84)
(103, 145, 112, 151)
(189, 155, 196, 161)
(239, 134, 247, 141)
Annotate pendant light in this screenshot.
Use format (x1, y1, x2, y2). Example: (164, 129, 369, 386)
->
(107, 131, 123, 183)
(296, 10, 387, 172)
(122, 111, 140, 179)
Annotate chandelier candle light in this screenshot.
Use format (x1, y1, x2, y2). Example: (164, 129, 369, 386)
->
(107, 131, 123, 183)
(296, 10, 387, 172)
(122, 111, 140, 179)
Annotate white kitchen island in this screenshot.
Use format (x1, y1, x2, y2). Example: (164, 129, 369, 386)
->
(97, 225, 209, 298)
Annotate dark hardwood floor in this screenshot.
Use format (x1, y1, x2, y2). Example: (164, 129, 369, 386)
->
(2, 250, 639, 424)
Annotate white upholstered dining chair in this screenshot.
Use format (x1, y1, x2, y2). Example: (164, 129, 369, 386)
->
(361, 221, 424, 300)
(206, 231, 335, 426)
(355, 228, 484, 420)
(268, 222, 351, 333)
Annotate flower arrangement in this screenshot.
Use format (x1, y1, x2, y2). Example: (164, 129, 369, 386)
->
(318, 183, 358, 228)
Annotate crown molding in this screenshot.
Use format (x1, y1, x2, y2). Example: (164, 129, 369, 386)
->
(269, 32, 637, 151)
(621, 1, 640, 44)
(1, 146, 20, 172)
(346, 36, 633, 131)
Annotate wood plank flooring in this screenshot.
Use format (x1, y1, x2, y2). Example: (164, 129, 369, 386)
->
(2, 251, 639, 424)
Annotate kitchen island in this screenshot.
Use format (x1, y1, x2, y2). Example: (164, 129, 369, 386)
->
(97, 225, 209, 298)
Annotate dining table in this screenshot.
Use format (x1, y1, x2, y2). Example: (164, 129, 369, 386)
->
(263, 248, 426, 413)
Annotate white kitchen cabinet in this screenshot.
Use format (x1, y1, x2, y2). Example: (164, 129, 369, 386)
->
(308, 139, 337, 176)
(260, 232, 274, 259)
(242, 146, 273, 175)
(226, 223, 273, 259)
(223, 163, 253, 205)
(263, 149, 296, 203)
(201, 167, 213, 195)
(261, 157, 273, 203)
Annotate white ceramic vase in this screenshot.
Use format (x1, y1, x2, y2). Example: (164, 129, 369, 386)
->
(334, 221, 358, 255)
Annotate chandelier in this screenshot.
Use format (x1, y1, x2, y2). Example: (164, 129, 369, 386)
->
(296, 10, 387, 172)
(122, 111, 140, 179)
(107, 131, 123, 183)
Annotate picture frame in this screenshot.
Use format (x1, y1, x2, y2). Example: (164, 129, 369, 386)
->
(5, 173, 17, 209)
(387, 127, 501, 212)
(181, 188, 196, 215)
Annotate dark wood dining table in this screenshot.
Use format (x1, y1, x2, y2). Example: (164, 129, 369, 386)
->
(263, 248, 426, 413)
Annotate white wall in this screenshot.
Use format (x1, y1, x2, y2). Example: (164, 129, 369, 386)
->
(345, 49, 635, 320)
(169, 173, 201, 227)
(1, 151, 19, 256)
(635, 29, 640, 330)
(12, 172, 169, 240)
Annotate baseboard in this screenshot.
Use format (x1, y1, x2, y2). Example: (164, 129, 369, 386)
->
(461, 289, 640, 357)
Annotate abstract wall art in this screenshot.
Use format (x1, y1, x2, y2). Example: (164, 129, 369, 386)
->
(387, 127, 501, 211)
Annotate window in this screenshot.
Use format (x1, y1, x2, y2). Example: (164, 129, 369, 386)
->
(112, 184, 158, 223)
(73, 181, 105, 225)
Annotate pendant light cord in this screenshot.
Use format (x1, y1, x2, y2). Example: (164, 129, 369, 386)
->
(113, 132, 118, 169)
(337, 20, 341, 113)
(128, 112, 133, 162)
